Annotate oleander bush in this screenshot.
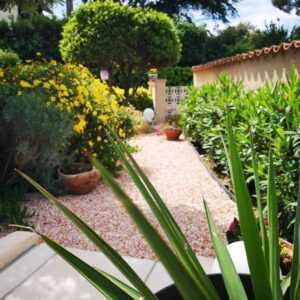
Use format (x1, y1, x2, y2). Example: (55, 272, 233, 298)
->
(0, 60, 134, 190)
(181, 70, 300, 240)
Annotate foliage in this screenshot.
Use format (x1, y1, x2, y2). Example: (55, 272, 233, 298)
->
(0, 16, 63, 60)
(159, 66, 192, 85)
(272, 0, 300, 16)
(0, 185, 30, 226)
(181, 71, 300, 240)
(175, 21, 210, 66)
(125, 0, 239, 22)
(0, 60, 134, 190)
(0, 48, 20, 68)
(0, 0, 63, 17)
(19, 125, 300, 299)
(60, 0, 181, 100)
(128, 87, 153, 111)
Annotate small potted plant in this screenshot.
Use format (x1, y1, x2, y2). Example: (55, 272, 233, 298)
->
(164, 115, 182, 141)
(148, 68, 158, 81)
(58, 161, 100, 195)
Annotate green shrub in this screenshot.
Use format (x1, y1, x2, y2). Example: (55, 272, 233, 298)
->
(0, 49, 20, 68)
(2, 92, 74, 191)
(129, 87, 153, 111)
(60, 0, 181, 100)
(0, 185, 31, 226)
(159, 66, 192, 86)
(0, 60, 134, 189)
(0, 16, 63, 60)
(181, 71, 300, 240)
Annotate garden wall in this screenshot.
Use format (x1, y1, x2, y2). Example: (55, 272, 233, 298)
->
(192, 40, 300, 89)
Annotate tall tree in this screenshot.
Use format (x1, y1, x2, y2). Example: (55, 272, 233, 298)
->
(126, 0, 239, 22)
(272, 0, 300, 15)
(66, 0, 73, 16)
(0, 0, 63, 17)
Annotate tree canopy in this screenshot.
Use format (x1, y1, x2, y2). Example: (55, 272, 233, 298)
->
(125, 0, 239, 22)
(272, 0, 300, 15)
(0, 0, 63, 16)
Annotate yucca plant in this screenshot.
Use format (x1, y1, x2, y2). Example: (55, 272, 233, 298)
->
(18, 121, 300, 299)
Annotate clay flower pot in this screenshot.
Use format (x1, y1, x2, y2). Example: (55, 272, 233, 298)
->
(164, 128, 182, 141)
(59, 163, 100, 195)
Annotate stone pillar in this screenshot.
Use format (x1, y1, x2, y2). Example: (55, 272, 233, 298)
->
(148, 79, 167, 123)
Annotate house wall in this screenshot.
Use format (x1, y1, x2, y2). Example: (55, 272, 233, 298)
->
(0, 6, 18, 23)
(193, 48, 300, 89)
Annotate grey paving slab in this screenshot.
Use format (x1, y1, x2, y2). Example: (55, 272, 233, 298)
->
(4, 247, 155, 300)
(0, 232, 41, 270)
(0, 244, 55, 299)
(146, 256, 214, 293)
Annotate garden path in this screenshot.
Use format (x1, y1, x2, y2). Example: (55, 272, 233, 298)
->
(27, 133, 237, 258)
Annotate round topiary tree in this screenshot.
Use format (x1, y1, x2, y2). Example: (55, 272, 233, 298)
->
(60, 0, 181, 101)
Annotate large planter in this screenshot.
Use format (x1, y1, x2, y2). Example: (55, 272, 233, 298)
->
(58, 164, 100, 195)
(155, 274, 254, 300)
(164, 128, 182, 141)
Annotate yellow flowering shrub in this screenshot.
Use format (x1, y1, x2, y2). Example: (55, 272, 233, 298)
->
(0, 60, 134, 172)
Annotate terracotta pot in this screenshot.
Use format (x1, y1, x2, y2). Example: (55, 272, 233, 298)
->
(164, 128, 182, 141)
(58, 166, 100, 195)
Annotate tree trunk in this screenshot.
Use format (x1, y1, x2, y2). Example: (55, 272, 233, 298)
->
(66, 0, 73, 17)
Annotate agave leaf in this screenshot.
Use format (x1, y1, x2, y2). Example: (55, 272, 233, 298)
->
(225, 118, 273, 299)
(17, 170, 157, 300)
(290, 177, 300, 299)
(93, 158, 211, 300)
(267, 152, 282, 299)
(204, 200, 248, 300)
(41, 234, 133, 300)
(109, 134, 219, 300)
(95, 269, 142, 299)
(250, 135, 269, 262)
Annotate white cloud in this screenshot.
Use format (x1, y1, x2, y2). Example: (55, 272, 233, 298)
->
(193, 0, 300, 32)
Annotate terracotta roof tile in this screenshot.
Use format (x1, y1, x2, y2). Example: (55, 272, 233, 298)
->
(192, 40, 300, 72)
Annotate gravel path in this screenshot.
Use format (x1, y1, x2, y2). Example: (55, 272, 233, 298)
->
(26, 134, 237, 258)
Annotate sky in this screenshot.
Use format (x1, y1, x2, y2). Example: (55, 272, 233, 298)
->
(54, 0, 300, 32)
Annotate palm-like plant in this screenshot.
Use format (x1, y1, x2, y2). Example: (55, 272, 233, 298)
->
(18, 121, 300, 299)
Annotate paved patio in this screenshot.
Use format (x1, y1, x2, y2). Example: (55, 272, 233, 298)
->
(0, 232, 214, 300)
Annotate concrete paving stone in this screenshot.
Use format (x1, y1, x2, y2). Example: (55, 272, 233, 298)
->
(4, 247, 155, 300)
(146, 255, 215, 293)
(0, 232, 42, 270)
(0, 243, 55, 299)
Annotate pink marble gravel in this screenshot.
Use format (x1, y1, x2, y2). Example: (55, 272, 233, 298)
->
(25, 134, 237, 259)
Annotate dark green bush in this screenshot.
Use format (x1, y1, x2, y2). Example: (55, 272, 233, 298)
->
(0, 16, 63, 60)
(0, 49, 20, 67)
(159, 66, 192, 86)
(1, 92, 74, 192)
(181, 71, 300, 240)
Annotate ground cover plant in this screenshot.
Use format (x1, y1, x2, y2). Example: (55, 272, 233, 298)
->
(180, 70, 300, 240)
(18, 123, 300, 299)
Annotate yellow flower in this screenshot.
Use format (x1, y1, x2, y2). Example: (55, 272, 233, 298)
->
(33, 79, 41, 87)
(17, 91, 22, 96)
(0, 69, 4, 78)
(20, 80, 32, 88)
(73, 115, 87, 134)
(43, 82, 51, 89)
